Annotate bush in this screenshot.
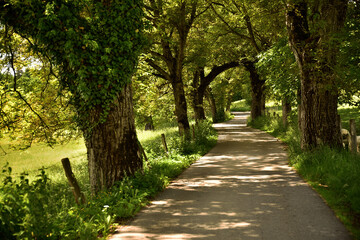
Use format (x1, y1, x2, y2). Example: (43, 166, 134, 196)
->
(0, 120, 218, 239)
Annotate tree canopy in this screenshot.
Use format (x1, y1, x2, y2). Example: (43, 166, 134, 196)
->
(1, 0, 359, 189)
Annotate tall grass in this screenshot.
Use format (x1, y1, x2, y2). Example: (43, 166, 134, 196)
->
(248, 110, 360, 239)
(0, 120, 217, 239)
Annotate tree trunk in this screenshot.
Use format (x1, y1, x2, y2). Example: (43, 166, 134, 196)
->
(205, 87, 217, 123)
(171, 78, 190, 135)
(286, 0, 347, 149)
(193, 91, 206, 122)
(226, 92, 233, 112)
(84, 84, 142, 194)
(191, 63, 239, 123)
(242, 60, 265, 120)
(282, 97, 292, 127)
(191, 69, 206, 122)
(297, 89, 302, 133)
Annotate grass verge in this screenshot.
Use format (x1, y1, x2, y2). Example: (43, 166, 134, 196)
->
(248, 112, 360, 239)
(230, 99, 251, 112)
(0, 120, 217, 239)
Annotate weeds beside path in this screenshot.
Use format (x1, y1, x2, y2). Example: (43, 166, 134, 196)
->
(110, 112, 351, 240)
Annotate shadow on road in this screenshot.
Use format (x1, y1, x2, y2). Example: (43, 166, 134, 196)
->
(110, 112, 351, 240)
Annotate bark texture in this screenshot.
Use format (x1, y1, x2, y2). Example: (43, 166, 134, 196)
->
(85, 84, 142, 193)
(242, 60, 266, 120)
(282, 97, 292, 127)
(205, 87, 218, 123)
(286, 0, 347, 149)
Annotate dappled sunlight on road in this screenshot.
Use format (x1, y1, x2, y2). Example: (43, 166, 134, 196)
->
(110, 112, 350, 240)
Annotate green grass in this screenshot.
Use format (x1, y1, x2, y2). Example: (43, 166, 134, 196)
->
(230, 99, 251, 112)
(0, 140, 86, 179)
(338, 105, 360, 133)
(248, 106, 360, 239)
(0, 120, 217, 239)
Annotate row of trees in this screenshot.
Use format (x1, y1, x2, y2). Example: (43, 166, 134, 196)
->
(1, 0, 359, 192)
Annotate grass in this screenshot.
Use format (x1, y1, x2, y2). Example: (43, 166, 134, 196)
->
(248, 106, 360, 239)
(230, 99, 251, 112)
(0, 139, 86, 179)
(338, 105, 360, 133)
(0, 120, 217, 239)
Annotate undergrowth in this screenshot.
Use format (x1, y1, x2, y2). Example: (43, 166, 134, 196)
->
(0, 120, 217, 239)
(248, 113, 360, 239)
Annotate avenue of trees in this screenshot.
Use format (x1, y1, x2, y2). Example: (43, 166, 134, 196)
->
(1, 0, 359, 192)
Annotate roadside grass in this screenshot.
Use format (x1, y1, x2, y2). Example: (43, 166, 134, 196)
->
(248, 107, 360, 239)
(230, 99, 251, 112)
(0, 120, 217, 239)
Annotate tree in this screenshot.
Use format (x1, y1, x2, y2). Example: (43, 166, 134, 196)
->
(209, 0, 284, 120)
(144, 0, 208, 135)
(286, 0, 347, 149)
(0, 0, 146, 193)
(256, 37, 300, 126)
(0, 28, 78, 148)
(191, 62, 239, 122)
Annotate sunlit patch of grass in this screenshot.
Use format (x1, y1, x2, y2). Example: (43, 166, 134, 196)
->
(338, 105, 360, 133)
(0, 119, 217, 239)
(230, 99, 251, 112)
(0, 139, 86, 181)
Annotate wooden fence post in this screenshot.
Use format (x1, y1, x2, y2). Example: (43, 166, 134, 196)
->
(61, 158, 86, 205)
(350, 119, 357, 153)
(161, 133, 168, 153)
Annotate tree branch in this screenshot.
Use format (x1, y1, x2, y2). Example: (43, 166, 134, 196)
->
(210, 3, 252, 41)
(145, 59, 171, 81)
(201, 61, 240, 89)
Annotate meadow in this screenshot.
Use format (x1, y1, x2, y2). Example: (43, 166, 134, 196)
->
(0, 120, 217, 239)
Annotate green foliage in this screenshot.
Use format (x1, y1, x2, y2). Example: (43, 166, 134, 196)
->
(1, 0, 146, 129)
(171, 120, 217, 155)
(337, 1, 360, 105)
(0, 29, 78, 148)
(0, 120, 218, 239)
(249, 108, 360, 239)
(256, 37, 299, 103)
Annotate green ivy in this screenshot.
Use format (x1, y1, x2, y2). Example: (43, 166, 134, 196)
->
(1, 0, 146, 132)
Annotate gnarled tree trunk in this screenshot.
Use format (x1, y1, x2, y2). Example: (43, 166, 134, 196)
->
(286, 0, 347, 149)
(85, 84, 142, 194)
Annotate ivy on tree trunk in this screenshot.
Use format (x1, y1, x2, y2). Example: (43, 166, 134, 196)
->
(1, 0, 145, 193)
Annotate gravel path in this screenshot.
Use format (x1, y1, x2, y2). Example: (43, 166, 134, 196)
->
(109, 112, 351, 240)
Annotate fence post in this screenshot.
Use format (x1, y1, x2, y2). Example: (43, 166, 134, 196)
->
(350, 119, 357, 153)
(61, 158, 86, 205)
(161, 133, 168, 153)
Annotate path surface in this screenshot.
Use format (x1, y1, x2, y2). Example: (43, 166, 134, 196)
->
(110, 112, 351, 240)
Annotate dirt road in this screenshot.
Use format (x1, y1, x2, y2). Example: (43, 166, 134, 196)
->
(109, 112, 351, 240)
